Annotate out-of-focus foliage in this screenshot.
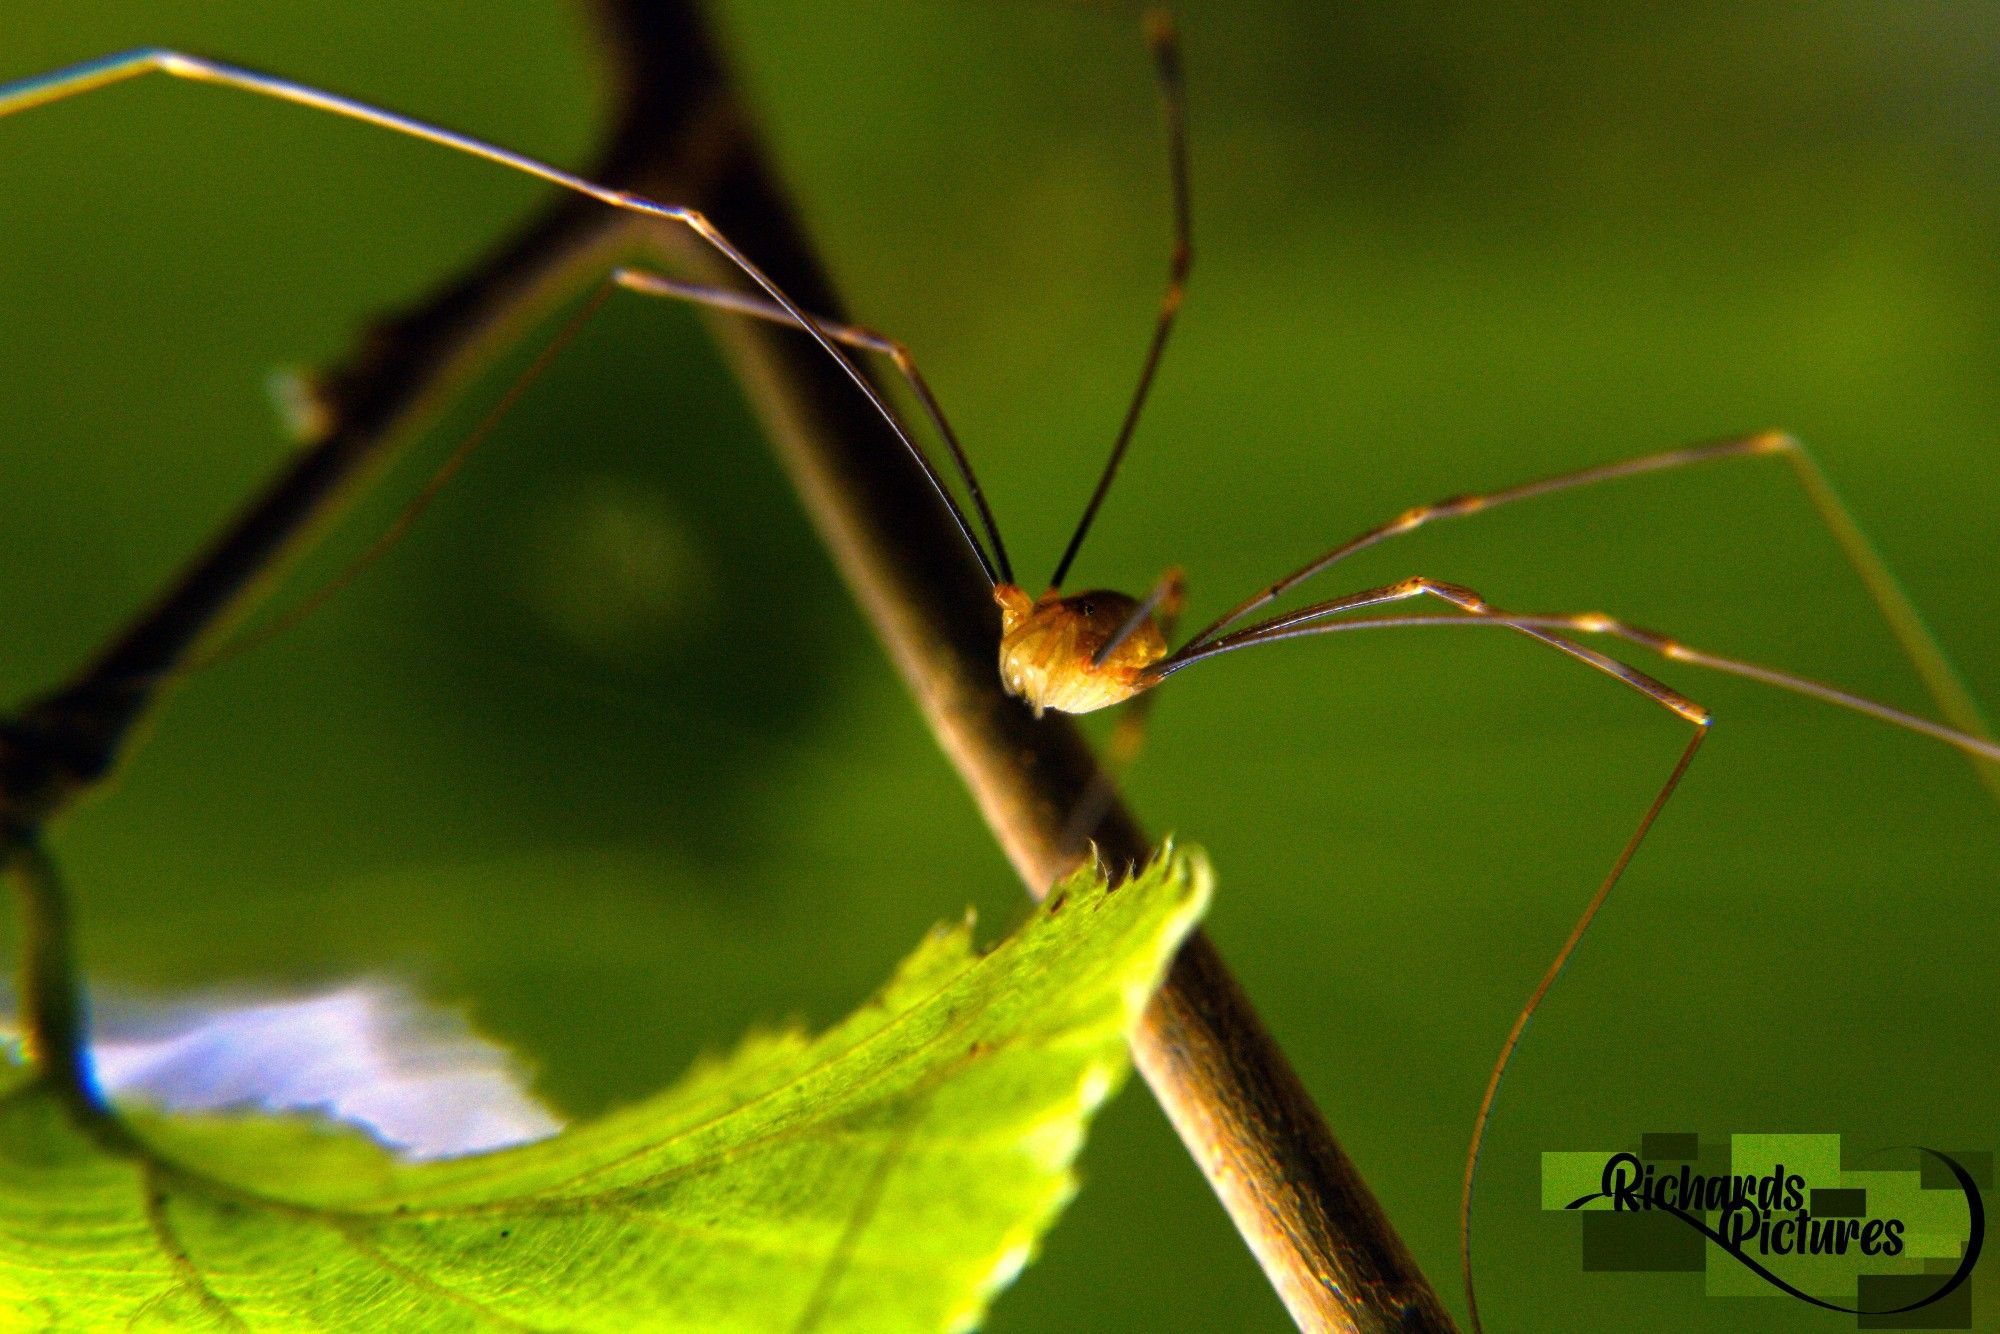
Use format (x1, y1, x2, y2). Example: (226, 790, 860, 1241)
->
(0, 850, 1207, 1330)
(0, 2, 1994, 1329)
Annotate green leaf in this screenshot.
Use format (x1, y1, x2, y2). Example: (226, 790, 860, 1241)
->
(0, 844, 1209, 1332)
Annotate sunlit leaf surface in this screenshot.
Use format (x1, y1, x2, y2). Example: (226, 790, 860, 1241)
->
(0, 847, 1209, 1331)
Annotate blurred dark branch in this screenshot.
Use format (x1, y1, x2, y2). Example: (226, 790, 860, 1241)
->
(0, 2, 1455, 1330)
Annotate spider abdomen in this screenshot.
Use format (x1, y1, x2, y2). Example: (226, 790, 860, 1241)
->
(993, 584, 1167, 716)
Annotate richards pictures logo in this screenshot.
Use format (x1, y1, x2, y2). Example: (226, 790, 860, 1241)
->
(1542, 1133, 1986, 1328)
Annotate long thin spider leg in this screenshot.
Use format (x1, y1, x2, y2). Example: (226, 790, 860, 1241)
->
(1164, 576, 1713, 719)
(1776, 441, 2000, 796)
(1047, 9, 1192, 590)
(1061, 568, 1187, 857)
(1093, 564, 1186, 668)
(1102, 569, 1187, 770)
(1177, 431, 1998, 791)
(1461, 729, 1706, 1334)
(612, 267, 1013, 585)
(178, 281, 621, 676)
(1154, 572, 1714, 1332)
(1251, 612, 2000, 765)
(1158, 581, 2000, 1326)
(1184, 433, 1794, 649)
(132, 266, 1004, 681)
(0, 49, 1002, 586)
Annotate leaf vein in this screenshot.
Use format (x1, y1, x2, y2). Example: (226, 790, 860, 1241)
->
(326, 1216, 553, 1332)
(139, 1159, 245, 1331)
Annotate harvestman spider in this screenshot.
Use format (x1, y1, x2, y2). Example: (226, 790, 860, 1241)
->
(4, 10, 1997, 1329)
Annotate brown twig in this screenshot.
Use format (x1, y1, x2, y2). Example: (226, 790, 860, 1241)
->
(0, 3, 1456, 1330)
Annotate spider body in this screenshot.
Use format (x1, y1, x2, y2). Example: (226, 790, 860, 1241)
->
(994, 584, 1169, 716)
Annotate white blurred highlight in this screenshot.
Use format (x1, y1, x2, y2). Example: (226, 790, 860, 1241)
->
(69, 980, 562, 1161)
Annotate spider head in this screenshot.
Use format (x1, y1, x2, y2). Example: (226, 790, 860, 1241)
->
(993, 584, 1168, 716)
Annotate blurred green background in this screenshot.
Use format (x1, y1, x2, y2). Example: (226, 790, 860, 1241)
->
(2, 2, 1997, 1328)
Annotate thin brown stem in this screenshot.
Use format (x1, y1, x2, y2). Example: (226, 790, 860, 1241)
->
(613, 9, 1451, 1329)
(5, 832, 91, 1114)
(0, 4, 1456, 1330)
(2, 829, 138, 1156)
